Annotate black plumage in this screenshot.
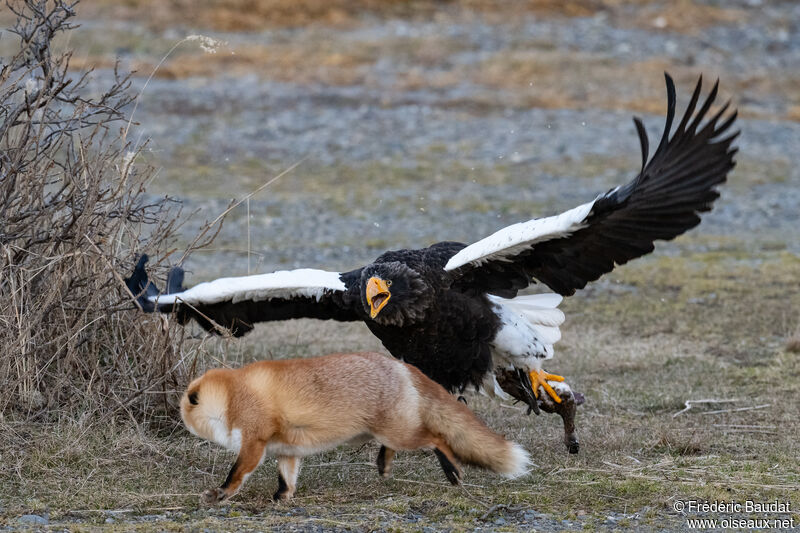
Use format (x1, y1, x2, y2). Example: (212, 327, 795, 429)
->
(126, 74, 737, 417)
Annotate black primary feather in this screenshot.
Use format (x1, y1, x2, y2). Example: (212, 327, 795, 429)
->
(124, 257, 363, 336)
(125, 254, 160, 312)
(451, 73, 738, 297)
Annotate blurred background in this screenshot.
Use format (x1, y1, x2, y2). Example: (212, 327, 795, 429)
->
(3, 0, 795, 277)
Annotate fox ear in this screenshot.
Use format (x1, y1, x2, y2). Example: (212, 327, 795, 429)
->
(188, 391, 199, 405)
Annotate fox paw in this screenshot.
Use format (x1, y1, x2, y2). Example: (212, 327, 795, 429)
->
(272, 489, 294, 502)
(201, 488, 228, 505)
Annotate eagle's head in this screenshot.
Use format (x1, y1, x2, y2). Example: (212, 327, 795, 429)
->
(360, 262, 430, 326)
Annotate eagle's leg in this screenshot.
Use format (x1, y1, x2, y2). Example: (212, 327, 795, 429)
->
(529, 369, 565, 403)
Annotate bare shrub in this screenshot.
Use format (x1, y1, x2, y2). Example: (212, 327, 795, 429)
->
(0, 0, 204, 422)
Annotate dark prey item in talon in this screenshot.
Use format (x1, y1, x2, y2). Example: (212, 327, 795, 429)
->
(537, 385, 581, 455)
(496, 368, 582, 454)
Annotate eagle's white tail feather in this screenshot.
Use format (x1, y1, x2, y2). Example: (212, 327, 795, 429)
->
(488, 293, 564, 363)
(519, 308, 565, 327)
(489, 293, 566, 328)
(530, 324, 562, 345)
(507, 293, 563, 309)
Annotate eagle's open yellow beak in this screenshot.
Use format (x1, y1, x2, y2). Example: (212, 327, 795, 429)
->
(366, 277, 391, 319)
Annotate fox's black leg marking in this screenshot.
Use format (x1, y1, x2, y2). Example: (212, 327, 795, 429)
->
(203, 441, 267, 505)
(272, 472, 289, 501)
(434, 448, 461, 485)
(200, 459, 239, 505)
(376, 445, 396, 477)
(221, 458, 239, 490)
(377, 445, 388, 476)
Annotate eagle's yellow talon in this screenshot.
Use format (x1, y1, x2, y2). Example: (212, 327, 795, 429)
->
(529, 369, 564, 404)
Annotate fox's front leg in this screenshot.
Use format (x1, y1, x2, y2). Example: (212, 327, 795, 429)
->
(376, 445, 396, 478)
(273, 456, 302, 501)
(202, 439, 266, 505)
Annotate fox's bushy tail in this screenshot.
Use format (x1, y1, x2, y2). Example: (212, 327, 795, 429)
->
(414, 372, 530, 478)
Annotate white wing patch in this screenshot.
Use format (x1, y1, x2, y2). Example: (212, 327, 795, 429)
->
(444, 200, 595, 271)
(490, 293, 564, 345)
(488, 293, 565, 370)
(150, 269, 345, 305)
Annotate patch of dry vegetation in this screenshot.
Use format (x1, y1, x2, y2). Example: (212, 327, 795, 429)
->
(787, 326, 800, 354)
(0, 1, 210, 421)
(471, 54, 680, 114)
(84, 0, 437, 31)
(77, 0, 746, 33)
(619, 0, 747, 34)
(133, 44, 373, 86)
(55, 0, 794, 122)
(3, 244, 798, 529)
(77, 0, 616, 31)
(67, 42, 726, 119)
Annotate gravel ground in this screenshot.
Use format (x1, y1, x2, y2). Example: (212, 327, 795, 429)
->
(8, 506, 688, 532)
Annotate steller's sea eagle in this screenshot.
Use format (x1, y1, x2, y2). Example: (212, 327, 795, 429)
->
(127, 74, 737, 452)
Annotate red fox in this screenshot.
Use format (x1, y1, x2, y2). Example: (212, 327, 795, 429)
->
(181, 351, 530, 503)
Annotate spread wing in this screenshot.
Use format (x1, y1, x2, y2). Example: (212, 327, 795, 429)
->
(125, 255, 363, 336)
(445, 74, 738, 296)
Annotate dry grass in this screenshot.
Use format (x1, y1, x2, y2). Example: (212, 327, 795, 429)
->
(2, 247, 799, 529)
(77, 0, 628, 31)
(0, 1, 219, 422)
(75, 0, 747, 33)
(130, 44, 372, 86)
(64, 26, 793, 124)
(619, 0, 747, 34)
(787, 326, 800, 354)
(82, 0, 436, 31)
(52, 0, 794, 123)
(470, 54, 678, 114)
(65, 43, 732, 118)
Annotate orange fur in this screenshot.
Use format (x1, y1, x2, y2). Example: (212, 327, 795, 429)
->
(181, 352, 530, 503)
